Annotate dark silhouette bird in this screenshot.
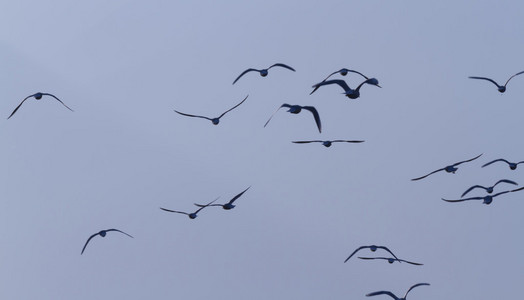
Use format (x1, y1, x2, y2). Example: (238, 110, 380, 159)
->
(8, 92, 73, 119)
(194, 186, 250, 210)
(81, 229, 133, 255)
(482, 158, 524, 170)
(292, 140, 364, 147)
(160, 197, 219, 219)
(461, 179, 518, 197)
(344, 245, 399, 263)
(310, 78, 380, 99)
(411, 153, 483, 181)
(264, 104, 322, 133)
(443, 186, 524, 205)
(366, 283, 430, 300)
(174, 95, 248, 125)
(232, 63, 295, 84)
(357, 257, 423, 266)
(469, 71, 524, 93)
(310, 68, 380, 94)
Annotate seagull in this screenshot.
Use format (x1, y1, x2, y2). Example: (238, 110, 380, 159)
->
(194, 186, 250, 210)
(366, 283, 430, 300)
(461, 179, 518, 197)
(310, 68, 380, 94)
(411, 153, 483, 181)
(344, 245, 400, 263)
(174, 95, 248, 125)
(232, 63, 295, 84)
(469, 71, 524, 93)
(482, 158, 524, 170)
(357, 257, 423, 266)
(310, 78, 380, 99)
(81, 229, 133, 255)
(160, 197, 219, 219)
(292, 140, 364, 147)
(443, 186, 524, 205)
(8, 92, 74, 119)
(264, 104, 322, 133)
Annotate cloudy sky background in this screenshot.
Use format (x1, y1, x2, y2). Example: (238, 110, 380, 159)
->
(1, 1, 523, 299)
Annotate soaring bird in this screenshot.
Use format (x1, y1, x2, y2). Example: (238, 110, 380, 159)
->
(411, 153, 483, 181)
(160, 197, 219, 219)
(344, 245, 399, 263)
(469, 71, 524, 93)
(264, 104, 322, 133)
(357, 257, 423, 266)
(8, 92, 74, 119)
(174, 95, 248, 125)
(232, 63, 295, 84)
(194, 186, 250, 210)
(310, 68, 380, 94)
(366, 283, 430, 300)
(81, 229, 133, 255)
(482, 158, 524, 170)
(292, 140, 364, 147)
(461, 179, 518, 197)
(310, 78, 380, 99)
(443, 186, 524, 205)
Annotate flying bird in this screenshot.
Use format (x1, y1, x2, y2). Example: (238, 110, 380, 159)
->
(366, 283, 430, 300)
(8, 92, 74, 119)
(469, 71, 524, 93)
(461, 179, 518, 197)
(411, 153, 483, 181)
(357, 257, 423, 266)
(310, 78, 380, 99)
(194, 186, 250, 210)
(264, 104, 322, 133)
(81, 229, 133, 255)
(292, 140, 364, 147)
(310, 68, 380, 94)
(232, 63, 295, 84)
(173, 95, 248, 125)
(482, 158, 524, 170)
(443, 186, 524, 205)
(160, 197, 219, 219)
(344, 245, 399, 263)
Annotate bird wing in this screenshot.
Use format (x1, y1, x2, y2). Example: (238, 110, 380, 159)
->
(344, 246, 367, 263)
(292, 140, 322, 144)
(218, 95, 249, 119)
(357, 257, 423, 265)
(492, 190, 511, 197)
(365, 291, 399, 300)
(482, 158, 509, 168)
(453, 153, 483, 166)
(332, 140, 365, 143)
(268, 63, 296, 72)
(441, 197, 483, 202)
(411, 168, 445, 181)
(160, 207, 189, 215)
(510, 186, 524, 193)
(403, 283, 430, 299)
(313, 79, 351, 93)
(302, 106, 322, 133)
(232, 68, 259, 84)
(376, 246, 400, 261)
(228, 186, 251, 205)
(397, 259, 423, 265)
(173, 110, 212, 121)
(81, 232, 99, 254)
(42, 93, 74, 112)
(194, 196, 220, 213)
(469, 76, 501, 88)
(494, 179, 518, 187)
(461, 185, 486, 197)
(194, 203, 223, 208)
(264, 104, 290, 128)
(504, 70, 524, 86)
(7, 95, 33, 119)
(105, 229, 134, 238)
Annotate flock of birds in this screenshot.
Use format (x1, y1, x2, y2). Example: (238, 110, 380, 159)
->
(8, 64, 524, 299)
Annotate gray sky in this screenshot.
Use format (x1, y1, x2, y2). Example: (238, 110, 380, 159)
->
(1, 1, 523, 299)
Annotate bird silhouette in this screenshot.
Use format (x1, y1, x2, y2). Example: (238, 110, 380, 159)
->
(8, 92, 74, 119)
(264, 104, 322, 133)
(461, 179, 518, 197)
(310, 78, 380, 99)
(443, 186, 524, 205)
(292, 140, 364, 147)
(366, 283, 430, 300)
(344, 245, 399, 263)
(81, 229, 133, 255)
(232, 63, 295, 84)
(310, 68, 380, 94)
(173, 95, 248, 125)
(482, 158, 524, 170)
(469, 71, 524, 93)
(357, 257, 423, 266)
(194, 186, 250, 210)
(160, 197, 219, 219)
(411, 153, 483, 181)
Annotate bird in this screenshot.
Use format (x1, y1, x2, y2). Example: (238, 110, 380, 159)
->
(357, 257, 423, 266)
(264, 104, 322, 133)
(469, 71, 524, 93)
(443, 186, 524, 205)
(81, 229, 133, 255)
(411, 153, 483, 181)
(366, 283, 430, 300)
(310, 68, 380, 94)
(194, 186, 250, 210)
(8, 92, 74, 119)
(482, 158, 524, 170)
(344, 245, 400, 263)
(310, 78, 380, 99)
(232, 63, 295, 84)
(160, 197, 219, 219)
(292, 140, 364, 147)
(173, 95, 248, 125)
(461, 179, 518, 197)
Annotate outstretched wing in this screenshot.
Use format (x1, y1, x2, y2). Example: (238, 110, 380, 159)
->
(160, 207, 189, 215)
(42, 93, 74, 112)
(264, 104, 290, 128)
(332, 140, 365, 143)
(173, 110, 212, 121)
(493, 179, 518, 188)
(268, 63, 296, 72)
(81, 232, 99, 255)
(357, 257, 423, 266)
(311, 79, 351, 95)
(218, 95, 249, 119)
(453, 153, 483, 166)
(376, 246, 400, 261)
(366, 291, 399, 300)
(504, 70, 524, 87)
(403, 283, 430, 299)
(441, 197, 483, 202)
(469, 76, 501, 88)
(461, 185, 487, 197)
(482, 158, 509, 168)
(7, 95, 33, 119)
(302, 106, 322, 133)
(105, 229, 134, 239)
(232, 68, 259, 84)
(411, 168, 445, 181)
(344, 246, 367, 263)
(292, 140, 323, 144)
(228, 186, 251, 205)
(194, 196, 220, 213)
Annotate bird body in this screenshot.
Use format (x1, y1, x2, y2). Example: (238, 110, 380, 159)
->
(264, 103, 322, 133)
(411, 153, 483, 181)
(81, 229, 133, 255)
(357, 256, 423, 266)
(232, 63, 295, 84)
(174, 95, 248, 125)
(8, 92, 74, 119)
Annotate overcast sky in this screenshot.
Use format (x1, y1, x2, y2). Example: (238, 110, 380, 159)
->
(1, 1, 523, 299)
